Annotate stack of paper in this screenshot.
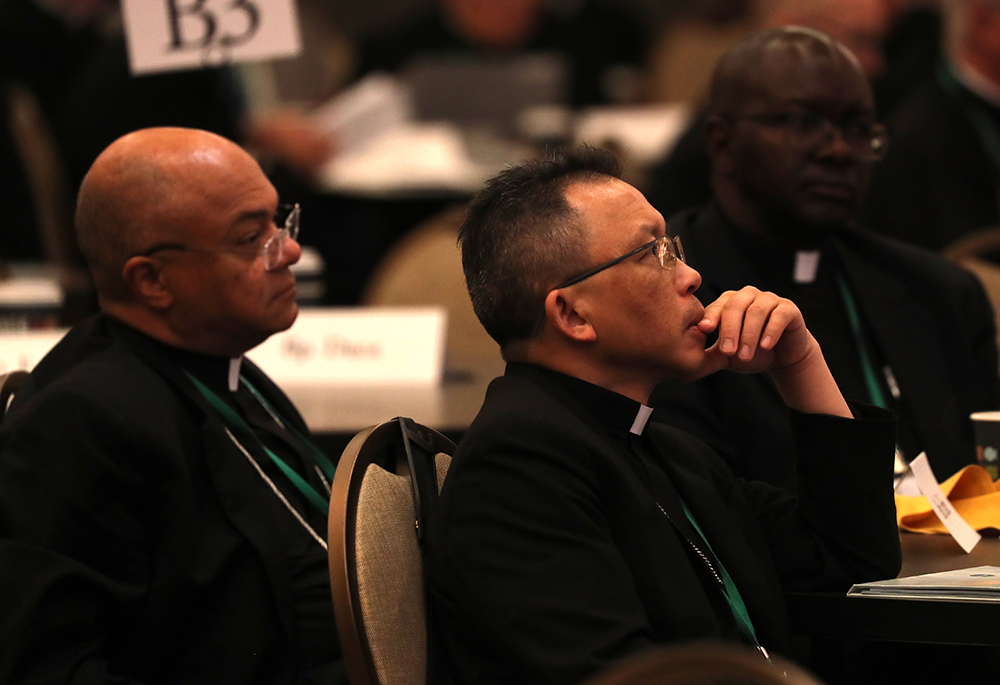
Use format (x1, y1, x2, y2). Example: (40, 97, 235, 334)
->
(848, 566, 1000, 602)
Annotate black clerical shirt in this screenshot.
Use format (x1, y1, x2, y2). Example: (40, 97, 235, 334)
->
(525, 365, 752, 646)
(110, 320, 340, 682)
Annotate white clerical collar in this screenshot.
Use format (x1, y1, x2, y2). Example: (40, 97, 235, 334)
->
(793, 250, 821, 284)
(630, 404, 654, 435)
(955, 58, 1000, 109)
(228, 356, 243, 392)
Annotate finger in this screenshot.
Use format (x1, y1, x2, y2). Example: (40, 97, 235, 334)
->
(715, 286, 764, 357)
(699, 290, 738, 334)
(736, 290, 781, 360)
(759, 299, 803, 350)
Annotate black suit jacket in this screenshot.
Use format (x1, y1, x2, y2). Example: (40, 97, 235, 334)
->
(862, 67, 1000, 252)
(425, 363, 901, 685)
(0, 316, 343, 684)
(651, 205, 1000, 489)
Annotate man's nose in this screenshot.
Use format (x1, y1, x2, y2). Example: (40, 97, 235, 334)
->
(815, 120, 857, 161)
(676, 259, 702, 295)
(275, 235, 302, 269)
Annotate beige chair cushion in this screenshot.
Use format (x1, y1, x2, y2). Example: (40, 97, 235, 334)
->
(352, 452, 452, 685)
(355, 465, 426, 685)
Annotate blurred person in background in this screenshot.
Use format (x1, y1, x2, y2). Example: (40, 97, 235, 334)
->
(645, 0, 938, 220)
(353, 0, 650, 108)
(862, 0, 1000, 256)
(649, 27, 999, 492)
(0, 0, 333, 270)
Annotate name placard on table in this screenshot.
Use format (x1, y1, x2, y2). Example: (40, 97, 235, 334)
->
(0, 329, 67, 376)
(248, 307, 446, 386)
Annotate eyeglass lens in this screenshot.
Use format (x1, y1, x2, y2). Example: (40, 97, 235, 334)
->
(263, 203, 300, 270)
(654, 235, 685, 269)
(796, 115, 886, 158)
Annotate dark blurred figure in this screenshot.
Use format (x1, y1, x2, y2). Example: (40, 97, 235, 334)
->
(649, 26, 999, 490)
(354, 0, 649, 109)
(318, 0, 650, 306)
(0, 0, 332, 268)
(645, 0, 942, 220)
(875, 0, 944, 118)
(862, 0, 1000, 255)
(0, 0, 243, 251)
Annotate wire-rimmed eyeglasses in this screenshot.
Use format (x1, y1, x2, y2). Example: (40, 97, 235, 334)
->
(736, 111, 889, 161)
(133, 203, 300, 272)
(552, 234, 686, 290)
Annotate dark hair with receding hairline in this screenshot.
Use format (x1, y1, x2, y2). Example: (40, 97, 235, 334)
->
(459, 145, 623, 350)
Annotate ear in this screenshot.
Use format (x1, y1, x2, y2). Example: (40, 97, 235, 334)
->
(544, 288, 597, 344)
(704, 114, 736, 176)
(121, 256, 173, 310)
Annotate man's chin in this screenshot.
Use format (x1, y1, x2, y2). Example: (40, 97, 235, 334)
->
(275, 302, 299, 333)
(801, 198, 857, 228)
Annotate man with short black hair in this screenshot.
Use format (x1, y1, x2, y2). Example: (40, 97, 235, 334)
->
(0, 128, 346, 684)
(650, 27, 999, 490)
(424, 145, 901, 685)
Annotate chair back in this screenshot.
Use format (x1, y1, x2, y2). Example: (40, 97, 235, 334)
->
(0, 370, 30, 424)
(361, 206, 500, 365)
(943, 227, 1000, 352)
(328, 417, 456, 685)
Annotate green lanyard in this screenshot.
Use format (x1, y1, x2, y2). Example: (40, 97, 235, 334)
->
(835, 272, 911, 478)
(679, 500, 763, 653)
(184, 370, 336, 515)
(834, 272, 888, 409)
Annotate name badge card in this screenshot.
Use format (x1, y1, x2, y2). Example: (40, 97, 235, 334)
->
(910, 452, 982, 553)
(122, 0, 301, 75)
(248, 307, 446, 386)
(0, 330, 67, 375)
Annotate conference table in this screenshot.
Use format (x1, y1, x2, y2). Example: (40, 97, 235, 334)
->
(787, 533, 1000, 646)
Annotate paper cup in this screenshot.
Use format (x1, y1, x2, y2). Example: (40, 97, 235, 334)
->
(970, 411, 1000, 480)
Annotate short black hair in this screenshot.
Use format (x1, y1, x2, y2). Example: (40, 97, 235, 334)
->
(459, 145, 623, 349)
(708, 26, 847, 120)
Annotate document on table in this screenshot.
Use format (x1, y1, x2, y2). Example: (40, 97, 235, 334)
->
(848, 566, 1000, 602)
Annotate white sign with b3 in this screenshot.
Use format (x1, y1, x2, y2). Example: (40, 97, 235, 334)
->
(122, 0, 301, 75)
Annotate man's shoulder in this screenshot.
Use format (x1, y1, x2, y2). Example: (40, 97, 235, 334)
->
(8, 317, 188, 427)
(464, 369, 586, 443)
(453, 366, 619, 477)
(840, 225, 982, 290)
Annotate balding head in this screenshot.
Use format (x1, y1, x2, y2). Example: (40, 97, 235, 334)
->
(759, 0, 892, 77)
(74, 128, 299, 356)
(76, 128, 256, 302)
(708, 27, 861, 121)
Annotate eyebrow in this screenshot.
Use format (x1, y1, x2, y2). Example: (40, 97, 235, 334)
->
(644, 218, 667, 239)
(225, 209, 272, 238)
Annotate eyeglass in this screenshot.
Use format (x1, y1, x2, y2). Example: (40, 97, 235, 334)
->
(552, 234, 686, 290)
(134, 203, 301, 272)
(737, 111, 889, 161)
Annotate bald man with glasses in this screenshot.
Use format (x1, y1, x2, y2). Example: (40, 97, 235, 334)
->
(0, 128, 347, 684)
(423, 145, 901, 685)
